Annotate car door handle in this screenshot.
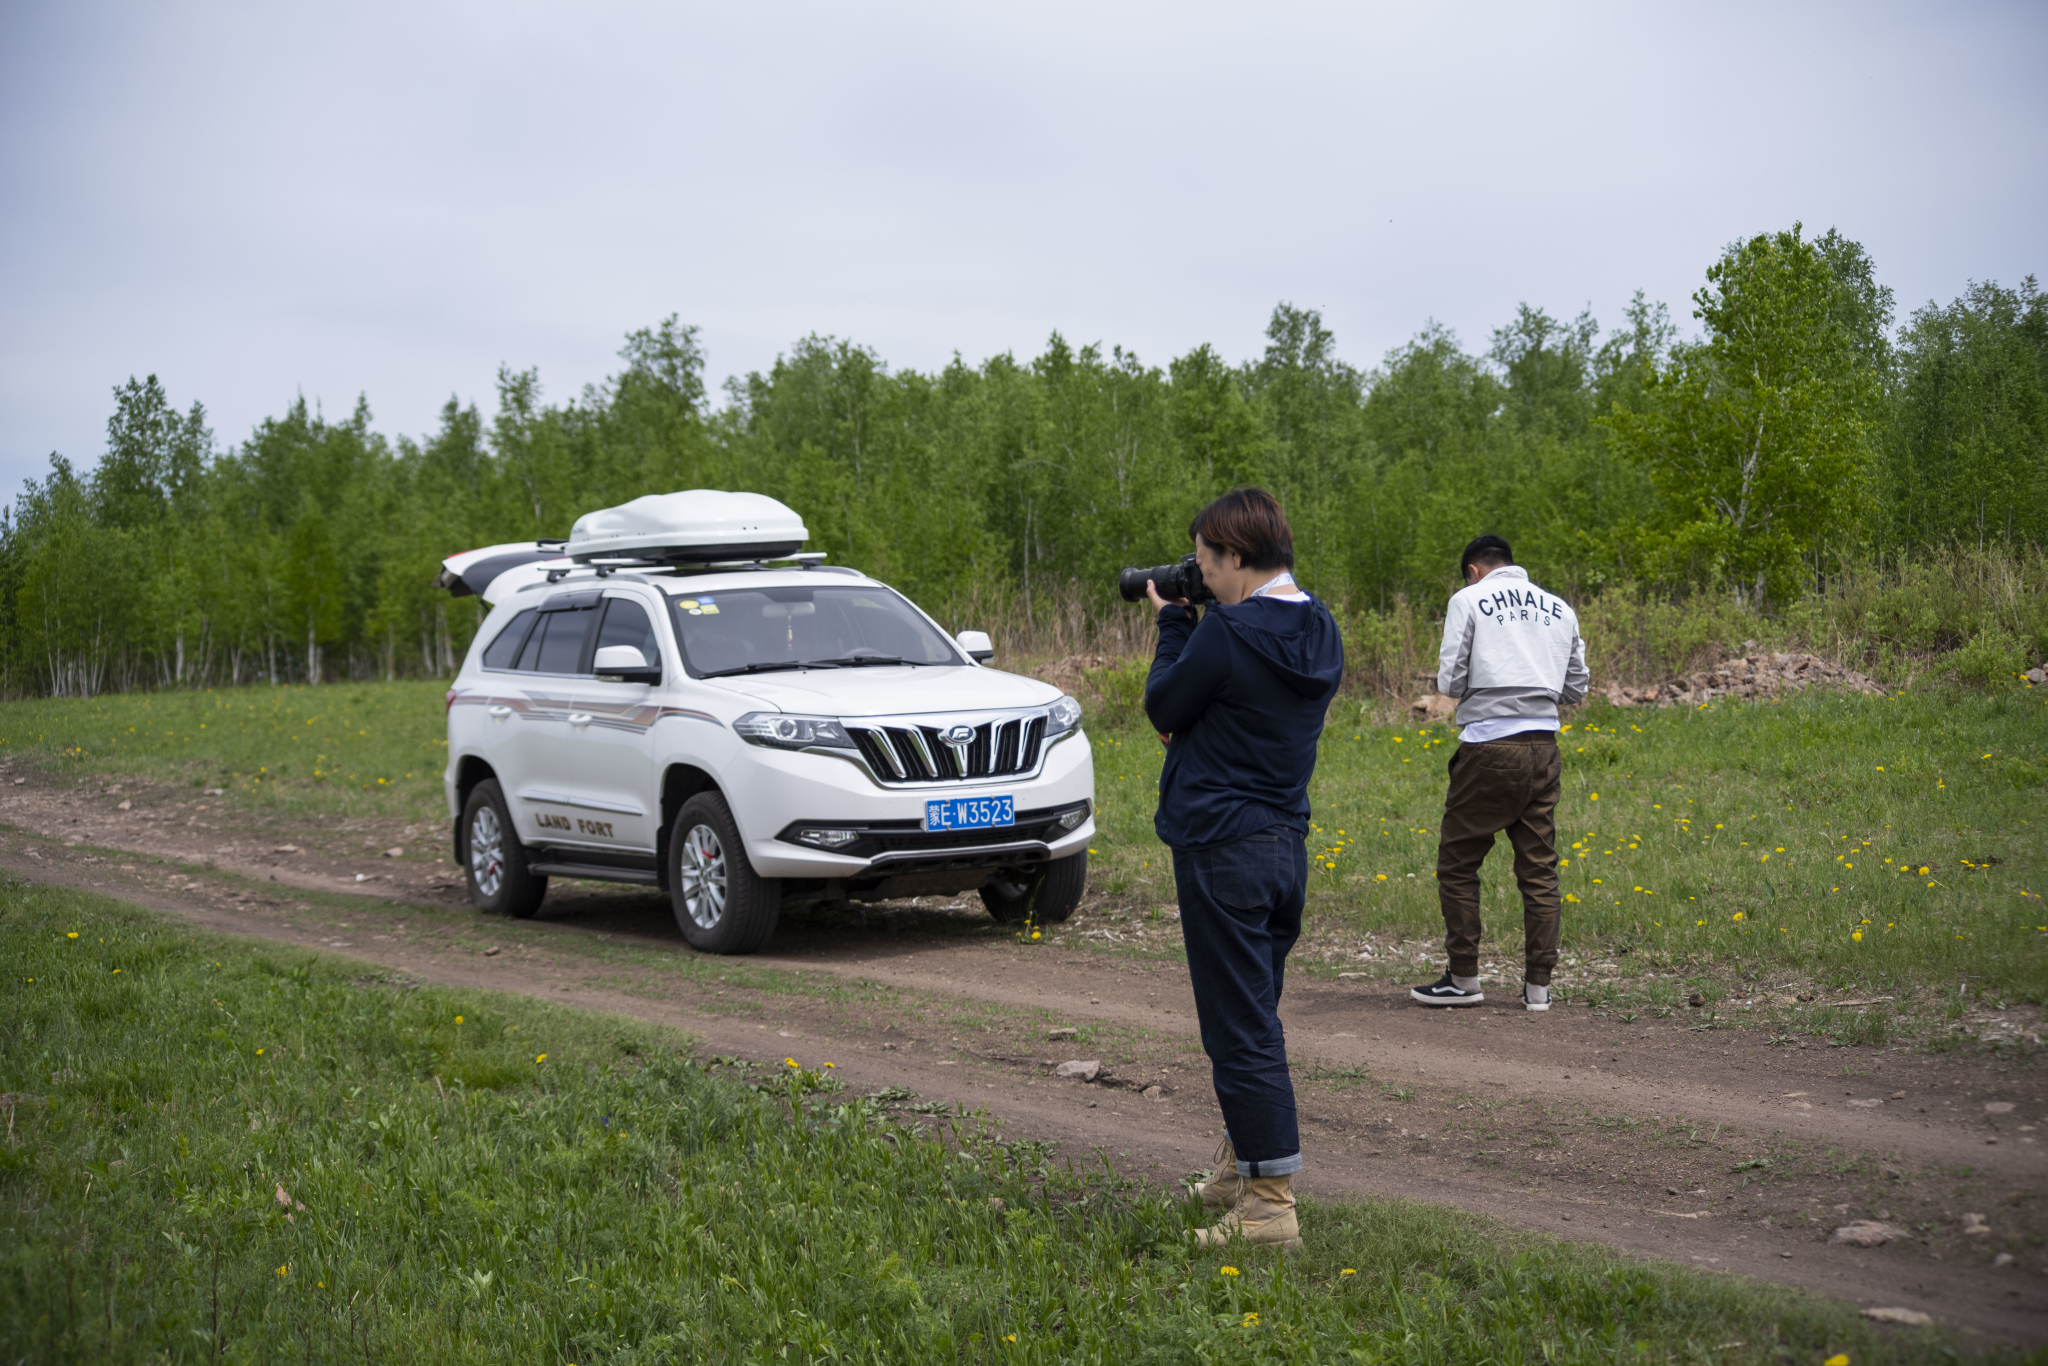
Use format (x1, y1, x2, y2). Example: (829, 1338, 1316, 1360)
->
(487, 705, 512, 720)
(569, 713, 593, 729)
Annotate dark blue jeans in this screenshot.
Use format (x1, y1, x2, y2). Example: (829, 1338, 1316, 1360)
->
(1172, 827, 1305, 1177)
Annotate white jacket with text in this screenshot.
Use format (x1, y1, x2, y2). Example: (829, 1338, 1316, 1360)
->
(1436, 566, 1590, 727)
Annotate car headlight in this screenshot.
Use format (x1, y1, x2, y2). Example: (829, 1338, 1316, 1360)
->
(733, 712, 856, 750)
(1046, 695, 1082, 737)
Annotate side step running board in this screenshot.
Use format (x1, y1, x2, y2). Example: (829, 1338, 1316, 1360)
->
(527, 861, 661, 886)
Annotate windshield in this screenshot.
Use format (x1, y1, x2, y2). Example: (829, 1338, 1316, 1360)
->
(669, 584, 962, 676)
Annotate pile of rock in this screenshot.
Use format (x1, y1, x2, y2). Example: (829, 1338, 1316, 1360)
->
(1600, 652, 1885, 710)
(1405, 651, 1884, 719)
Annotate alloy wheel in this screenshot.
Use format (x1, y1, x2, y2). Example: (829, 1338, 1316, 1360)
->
(679, 822, 727, 929)
(470, 805, 505, 898)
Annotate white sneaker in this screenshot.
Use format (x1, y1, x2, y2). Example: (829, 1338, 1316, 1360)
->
(1522, 983, 1551, 1012)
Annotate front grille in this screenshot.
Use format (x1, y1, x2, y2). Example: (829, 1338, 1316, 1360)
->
(849, 715, 1048, 783)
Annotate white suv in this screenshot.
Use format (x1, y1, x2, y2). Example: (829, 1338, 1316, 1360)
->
(438, 491, 1095, 954)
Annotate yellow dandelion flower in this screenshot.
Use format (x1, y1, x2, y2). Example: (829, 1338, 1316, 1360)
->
(1341, 1268, 1357, 1276)
(277, 1264, 288, 1276)
(535, 1053, 547, 1063)
(1732, 912, 1744, 921)
(67, 932, 78, 940)
(1220, 1266, 1240, 1276)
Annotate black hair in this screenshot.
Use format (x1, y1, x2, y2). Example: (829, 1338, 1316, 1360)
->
(1189, 487, 1295, 570)
(1460, 535, 1513, 576)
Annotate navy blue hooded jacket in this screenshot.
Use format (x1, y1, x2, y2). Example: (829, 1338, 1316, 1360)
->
(1144, 594, 1346, 851)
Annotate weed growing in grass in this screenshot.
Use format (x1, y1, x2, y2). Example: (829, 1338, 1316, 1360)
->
(0, 680, 453, 820)
(1090, 684, 2047, 1005)
(1, 882, 1986, 1363)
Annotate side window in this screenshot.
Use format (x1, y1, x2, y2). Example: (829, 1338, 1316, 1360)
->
(515, 608, 596, 675)
(481, 609, 538, 670)
(594, 598, 659, 667)
(528, 610, 593, 675)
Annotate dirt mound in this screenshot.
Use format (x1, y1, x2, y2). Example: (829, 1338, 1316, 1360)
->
(1602, 652, 1883, 709)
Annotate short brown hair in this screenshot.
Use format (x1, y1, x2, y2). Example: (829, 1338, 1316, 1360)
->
(1189, 487, 1294, 570)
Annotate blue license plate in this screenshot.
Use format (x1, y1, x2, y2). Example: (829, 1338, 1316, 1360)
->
(925, 795, 1015, 833)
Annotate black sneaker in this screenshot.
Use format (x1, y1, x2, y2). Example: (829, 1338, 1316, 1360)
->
(1410, 972, 1484, 1007)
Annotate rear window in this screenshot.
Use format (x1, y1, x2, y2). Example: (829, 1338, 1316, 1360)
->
(480, 609, 538, 669)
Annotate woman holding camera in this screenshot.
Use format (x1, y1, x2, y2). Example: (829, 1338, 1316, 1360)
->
(1142, 487, 1344, 1250)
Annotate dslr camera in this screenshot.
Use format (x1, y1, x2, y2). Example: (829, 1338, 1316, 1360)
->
(1117, 553, 1211, 605)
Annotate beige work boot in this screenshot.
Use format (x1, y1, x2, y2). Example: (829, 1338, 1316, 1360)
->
(1195, 1135, 1244, 1210)
(1190, 1173, 1301, 1251)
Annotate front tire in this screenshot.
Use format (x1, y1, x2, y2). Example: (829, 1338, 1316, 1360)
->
(463, 779, 548, 919)
(980, 850, 1087, 925)
(667, 792, 780, 954)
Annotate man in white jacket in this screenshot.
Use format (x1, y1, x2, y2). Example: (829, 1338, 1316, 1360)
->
(1412, 536, 1589, 1012)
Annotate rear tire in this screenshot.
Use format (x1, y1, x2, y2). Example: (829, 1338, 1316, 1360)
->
(463, 779, 548, 919)
(979, 850, 1087, 925)
(668, 792, 780, 954)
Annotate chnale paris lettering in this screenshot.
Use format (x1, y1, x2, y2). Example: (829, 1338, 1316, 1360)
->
(1478, 587, 1560, 621)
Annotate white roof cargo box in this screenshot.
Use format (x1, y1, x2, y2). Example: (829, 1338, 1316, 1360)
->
(565, 490, 808, 563)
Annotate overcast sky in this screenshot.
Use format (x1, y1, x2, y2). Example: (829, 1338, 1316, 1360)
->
(2, 1, 2043, 494)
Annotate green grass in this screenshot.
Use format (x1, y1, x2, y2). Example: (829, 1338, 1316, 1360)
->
(0, 680, 452, 819)
(1092, 683, 2048, 1003)
(1, 883, 1989, 1364)
(5, 675, 2045, 1006)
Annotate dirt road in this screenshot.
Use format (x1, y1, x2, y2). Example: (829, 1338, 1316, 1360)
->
(3, 770, 2043, 1346)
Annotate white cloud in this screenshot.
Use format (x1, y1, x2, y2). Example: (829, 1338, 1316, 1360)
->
(3, 0, 2043, 487)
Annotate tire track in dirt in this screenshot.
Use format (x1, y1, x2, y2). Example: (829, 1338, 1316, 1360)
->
(0, 808, 2042, 1345)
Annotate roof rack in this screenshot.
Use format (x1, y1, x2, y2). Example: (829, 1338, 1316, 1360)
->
(542, 551, 838, 584)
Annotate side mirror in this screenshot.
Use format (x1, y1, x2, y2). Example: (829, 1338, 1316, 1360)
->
(955, 630, 994, 664)
(593, 644, 661, 684)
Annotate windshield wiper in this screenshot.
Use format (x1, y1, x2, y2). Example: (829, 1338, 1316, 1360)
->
(802, 655, 913, 668)
(698, 661, 837, 678)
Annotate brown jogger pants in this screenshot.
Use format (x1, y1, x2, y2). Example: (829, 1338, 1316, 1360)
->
(1434, 731, 1561, 987)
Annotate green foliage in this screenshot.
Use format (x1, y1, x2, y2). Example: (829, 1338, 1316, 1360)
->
(1887, 276, 2048, 551)
(1078, 658, 1150, 726)
(1, 231, 2040, 696)
(1601, 225, 1883, 604)
(0, 884, 1972, 1364)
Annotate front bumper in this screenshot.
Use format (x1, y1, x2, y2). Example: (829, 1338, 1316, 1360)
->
(731, 730, 1095, 878)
